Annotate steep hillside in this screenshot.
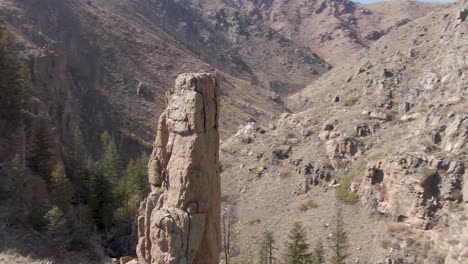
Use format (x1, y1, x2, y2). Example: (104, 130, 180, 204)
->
(221, 1, 467, 263)
(0, 0, 332, 262)
(0, 0, 330, 159)
(190, 0, 452, 64)
(1, 0, 466, 264)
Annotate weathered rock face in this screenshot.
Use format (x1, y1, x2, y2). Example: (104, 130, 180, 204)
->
(137, 73, 221, 264)
(358, 154, 465, 230)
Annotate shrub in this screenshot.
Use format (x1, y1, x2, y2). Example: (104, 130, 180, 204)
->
(45, 206, 67, 234)
(387, 222, 410, 233)
(342, 98, 355, 107)
(247, 219, 261, 225)
(299, 199, 319, 212)
(380, 239, 391, 249)
(335, 177, 359, 205)
(250, 166, 264, 174)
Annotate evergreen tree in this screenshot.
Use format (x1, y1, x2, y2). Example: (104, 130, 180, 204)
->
(30, 120, 53, 183)
(100, 131, 121, 194)
(67, 128, 88, 204)
(72, 159, 97, 233)
(45, 205, 67, 235)
(67, 127, 86, 179)
(50, 164, 73, 211)
(127, 151, 149, 199)
(311, 240, 325, 264)
(0, 21, 31, 126)
(89, 160, 114, 230)
(80, 158, 95, 203)
(330, 208, 349, 264)
(9, 154, 26, 224)
(258, 231, 275, 264)
(285, 222, 312, 264)
(100, 130, 112, 148)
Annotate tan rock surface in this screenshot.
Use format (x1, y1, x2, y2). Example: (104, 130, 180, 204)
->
(138, 73, 221, 264)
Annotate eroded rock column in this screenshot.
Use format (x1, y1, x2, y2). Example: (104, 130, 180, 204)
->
(137, 73, 220, 264)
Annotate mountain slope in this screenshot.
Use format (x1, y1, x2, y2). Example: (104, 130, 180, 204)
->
(0, 0, 331, 160)
(221, 1, 467, 263)
(189, 0, 452, 65)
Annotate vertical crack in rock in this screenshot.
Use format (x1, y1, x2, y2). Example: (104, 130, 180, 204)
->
(137, 73, 221, 264)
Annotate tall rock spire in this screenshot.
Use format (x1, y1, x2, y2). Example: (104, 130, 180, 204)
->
(137, 73, 221, 264)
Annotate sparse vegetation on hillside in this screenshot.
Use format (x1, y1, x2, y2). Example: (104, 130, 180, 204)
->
(299, 198, 319, 212)
(335, 177, 359, 205)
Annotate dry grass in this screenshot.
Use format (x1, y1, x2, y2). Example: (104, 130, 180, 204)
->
(368, 145, 396, 161)
(247, 219, 261, 225)
(387, 222, 410, 233)
(279, 168, 292, 179)
(299, 198, 319, 212)
(348, 159, 367, 180)
(380, 239, 392, 249)
(392, 97, 402, 106)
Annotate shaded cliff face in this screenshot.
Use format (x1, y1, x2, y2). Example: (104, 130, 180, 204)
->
(0, 0, 331, 160)
(138, 73, 221, 264)
(0, 0, 143, 158)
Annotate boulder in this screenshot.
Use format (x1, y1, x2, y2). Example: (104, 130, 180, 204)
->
(362, 110, 391, 121)
(401, 112, 422, 122)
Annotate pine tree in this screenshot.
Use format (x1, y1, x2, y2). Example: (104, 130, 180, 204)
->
(311, 240, 325, 264)
(127, 151, 149, 199)
(285, 222, 312, 264)
(330, 208, 349, 264)
(67, 128, 88, 204)
(30, 120, 53, 183)
(80, 158, 95, 203)
(100, 131, 121, 195)
(9, 154, 26, 224)
(0, 21, 30, 126)
(73, 159, 97, 233)
(50, 164, 73, 211)
(67, 127, 86, 179)
(258, 231, 275, 264)
(89, 160, 115, 230)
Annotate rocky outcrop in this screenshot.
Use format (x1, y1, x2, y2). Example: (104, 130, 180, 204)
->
(358, 154, 465, 230)
(137, 73, 221, 264)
